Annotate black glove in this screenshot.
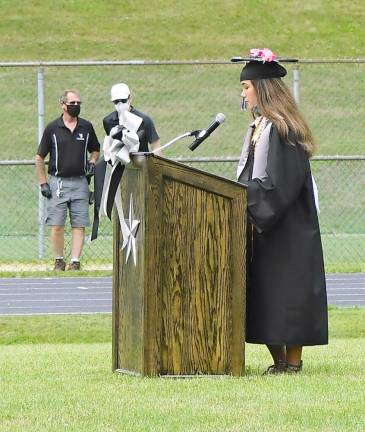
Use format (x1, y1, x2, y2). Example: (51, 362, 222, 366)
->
(88, 190, 95, 205)
(40, 182, 52, 198)
(86, 161, 95, 178)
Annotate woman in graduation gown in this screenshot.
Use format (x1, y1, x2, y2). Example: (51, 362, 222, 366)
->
(236, 48, 328, 374)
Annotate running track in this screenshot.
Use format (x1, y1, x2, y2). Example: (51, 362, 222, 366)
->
(0, 274, 364, 315)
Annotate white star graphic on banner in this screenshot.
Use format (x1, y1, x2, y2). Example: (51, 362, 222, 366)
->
(123, 194, 140, 266)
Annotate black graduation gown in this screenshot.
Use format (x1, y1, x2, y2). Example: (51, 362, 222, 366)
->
(244, 126, 328, 346)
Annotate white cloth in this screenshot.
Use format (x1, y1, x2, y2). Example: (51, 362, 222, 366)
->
(237, 119, 321, 214)
(312, 175, 320, 213)
(118, 110, 143, 132)
(99, 110, 143, 253)
(236, 119, 272, 181)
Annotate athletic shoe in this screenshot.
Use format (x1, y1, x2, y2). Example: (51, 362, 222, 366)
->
(54, 258, 66, 271)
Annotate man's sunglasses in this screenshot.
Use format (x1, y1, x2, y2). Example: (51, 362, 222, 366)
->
(113, 99, 128, 104)
(66, 101, 82, 105)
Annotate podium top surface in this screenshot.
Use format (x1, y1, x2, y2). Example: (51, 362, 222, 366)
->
(131, 153, 247, 190)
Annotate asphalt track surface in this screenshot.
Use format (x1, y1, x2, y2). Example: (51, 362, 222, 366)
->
(0, 274, 364, 316)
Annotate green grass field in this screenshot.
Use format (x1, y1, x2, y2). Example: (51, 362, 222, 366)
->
(0, 1, 364, 270)
(0, 309, 364, 431)
(1, 0, 364, 61)
(0, 3, 364, 430)
(1, 1, 365, 160)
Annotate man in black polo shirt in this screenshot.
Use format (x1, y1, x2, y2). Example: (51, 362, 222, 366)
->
(35, 90, 100, 271)
(103, 82, 160, 152)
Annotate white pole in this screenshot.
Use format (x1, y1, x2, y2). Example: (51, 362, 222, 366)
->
(37, 67, 45, 259)
(293, 67, 300, 105)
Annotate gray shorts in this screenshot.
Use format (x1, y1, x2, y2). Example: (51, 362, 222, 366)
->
(45, 176, 90, 227)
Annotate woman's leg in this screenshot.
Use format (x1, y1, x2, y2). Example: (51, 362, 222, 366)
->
(267, 345, 286, 364)
(286, 345, 303, 372)
(286, 345, 302, 366)
(263, 345, 287, 374)
(264, 345, 303, 374)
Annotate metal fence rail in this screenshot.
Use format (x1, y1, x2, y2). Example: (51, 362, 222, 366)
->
(0, 158, 364, 270)
(1, 60, 364, 162)
(0, 60, 364, 270)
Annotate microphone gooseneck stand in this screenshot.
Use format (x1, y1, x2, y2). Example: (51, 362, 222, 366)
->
(151, 130, 201, 154)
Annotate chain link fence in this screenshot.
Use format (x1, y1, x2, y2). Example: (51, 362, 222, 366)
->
(0, 61, 364, 271)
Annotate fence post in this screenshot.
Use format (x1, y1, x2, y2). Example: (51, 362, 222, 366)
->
(37, 67, 46, 259)
(292, 66, 300, 105)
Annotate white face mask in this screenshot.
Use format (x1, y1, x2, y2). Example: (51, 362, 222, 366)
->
(115, 101, 130, 118)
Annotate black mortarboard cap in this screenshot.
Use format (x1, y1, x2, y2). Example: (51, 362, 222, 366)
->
(231, 48, 297, 81)
(240, 60, 287, 81)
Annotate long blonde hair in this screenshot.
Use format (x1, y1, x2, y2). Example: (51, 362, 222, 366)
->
(252, 78, 315, 157)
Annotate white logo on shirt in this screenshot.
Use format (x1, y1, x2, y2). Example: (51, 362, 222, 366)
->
(76, 133, 84, 141)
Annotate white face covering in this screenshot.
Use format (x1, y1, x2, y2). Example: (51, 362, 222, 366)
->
(115, 101, 130, 119)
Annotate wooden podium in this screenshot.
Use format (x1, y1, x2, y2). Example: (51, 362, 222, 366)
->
(112, 154, 246, 376)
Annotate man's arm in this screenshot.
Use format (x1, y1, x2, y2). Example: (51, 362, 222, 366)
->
(35, 154, 48, 185)
(142, 114, 160, 153)
(150, 139, 161, 155)
(103, 113, 117, 136)
(89, 151, 100, 164)
(35, 154, 52, 198)
(86, 122, 101, 170)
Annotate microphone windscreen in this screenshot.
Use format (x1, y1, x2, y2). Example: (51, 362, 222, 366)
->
(216, 113, 226, 124)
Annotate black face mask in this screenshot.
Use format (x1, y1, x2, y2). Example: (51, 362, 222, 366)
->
(66, 104, 81, 118)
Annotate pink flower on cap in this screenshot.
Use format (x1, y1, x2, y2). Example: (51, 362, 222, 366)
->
(249, 48, 277, 63)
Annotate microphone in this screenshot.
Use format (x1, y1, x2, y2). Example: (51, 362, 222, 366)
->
(189, 113, 226, 151)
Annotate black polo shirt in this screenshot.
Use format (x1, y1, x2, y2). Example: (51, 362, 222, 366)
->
(37, 116, 100, 177)
(102, 107, 159, 152)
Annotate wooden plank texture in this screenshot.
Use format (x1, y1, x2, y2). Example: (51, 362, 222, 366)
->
(116, 167, 145, 373)
(114, 155, 246, 376)
(160, 177, 232, 374)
